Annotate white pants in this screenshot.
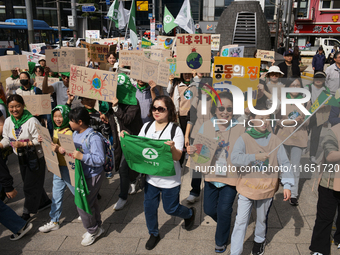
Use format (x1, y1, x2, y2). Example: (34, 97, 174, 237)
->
(230, 194, 273, 255)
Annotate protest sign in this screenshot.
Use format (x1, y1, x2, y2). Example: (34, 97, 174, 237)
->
(211, 34, 220, 51)
(142, 58, 159, 84)
(35, 77, 59, 90)
(213, 57, 260, 108)
(58, 133, 76, 186)
(220, 45, 244, 57)
(45, 48, 87, 72)
(257, 49, 275, 62)
(99, 37, 124, 45)
(156, 36, 175, 50)
(35, 124, 61, 178)
(29, 43, 46, 54)
(186, 133, 218, 170)
(85, 30, 100, 43)
(130, 55, 144, 80)
(0, 55, 29, 71)
(166, 58, 180, 78)
(143, 49, 151, 59)
(22, 51, 45, 64)
(119, 50, 143, 66)
(142, 37, 154, 48)
(69, 65, 118, 102)
(89, 44, 109, 62)
(23, 95, 52, 115)
(157, 62, 171, 87)
(176, 34, 211, 73)
(149, 49, 172, 62)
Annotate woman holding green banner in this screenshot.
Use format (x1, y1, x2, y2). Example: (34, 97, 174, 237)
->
(120, 95, 196, 250)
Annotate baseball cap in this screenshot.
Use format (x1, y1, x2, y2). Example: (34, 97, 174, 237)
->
(283, 50, 293, 56)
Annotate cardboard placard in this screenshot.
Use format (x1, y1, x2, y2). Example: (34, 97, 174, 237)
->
(186, 133, 218, 170)
(23, 95, 52, 115)
(257, 49, 275, 62)
(143, 50, 151, 59)
(176, 34, 211, 73)
(211, 34, 220, 51)
(89, 44, 109, 62)
(156, 36, 175, 50)
(220, 45, 244, 58)
(119, 50, 143, 66)
(35, 77, 59, 90)
(0, 55, 29, 71)
(35, 124, 61, 178)
(213, 57, 260, 108)
(166, 58, 180, 78)
(69, 65, 118, 102)
(45, 48, 87, 72)
(22, 51, 45, 64)
(157, 62, 171, 87)
(149, 49, 172, 62)
(99, 37, 124, 45)
(130, 55, 144, 81)
(58, 133, 76, 186)
(99, 62, 116, 72)
(142, 58, 159, 84)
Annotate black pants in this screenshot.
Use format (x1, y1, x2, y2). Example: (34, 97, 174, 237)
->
(190, 170, 202, 197)
(19, 157, 50, 214)
(309, 114, 323, 157)
(179, 115, 187, 166)
(310, 185, 340, 255)
(118, 155, 139, 200)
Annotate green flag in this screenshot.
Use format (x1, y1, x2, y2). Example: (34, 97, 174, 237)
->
(107, 0, 119, 28)
(128, 0, 138, 48)
(141, 37, 154, 48)
(117, 73, 137, 105)
(310, 91, 340, 114)
(163, 6, 177, 34)
(120, 133, 176, 176)
(74, 157, 92, 215)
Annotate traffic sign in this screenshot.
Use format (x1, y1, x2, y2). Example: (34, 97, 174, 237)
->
(68, 16, 74, 27)
(82, 5, 96, 12)
(157, 24, 162, 29)
(148, 13, 152, 19)
(106, 0, 110, 5)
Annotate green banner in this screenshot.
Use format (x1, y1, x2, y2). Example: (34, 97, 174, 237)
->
(142, 37, 154, 48)
(74, 158, 92, 215)
(120, 133, 176, 176)
(163, 6, 177, 34)
(310, 91, 340, 114)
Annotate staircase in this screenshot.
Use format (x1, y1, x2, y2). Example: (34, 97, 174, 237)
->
(232, 12, 257, 47)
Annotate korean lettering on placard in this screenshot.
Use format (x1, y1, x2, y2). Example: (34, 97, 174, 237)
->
(214, 64, 246, 80)
(176, 34, 211, 45)
(157, 62, 170, 87)
(130, 55, 144, 81)
(0, 55, 29, 71)
(142, 59, 159, 85)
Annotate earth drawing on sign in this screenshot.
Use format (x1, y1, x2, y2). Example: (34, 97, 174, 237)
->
(186, 48, 203, 69)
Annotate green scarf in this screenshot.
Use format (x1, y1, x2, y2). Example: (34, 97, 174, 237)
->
(246, 127, 271, 139)
(0, 99, 9, 118)
(116, 73, 137, 105)
(137, 83, 149, 92)
(20, 85, 34, 91)
(11, 109, 33, 130)
(52, 105, 70, 130)
(183, 80, 190, 85)
(86, 108, 97, 114)
(99, 101, 110, 114)
(286, 93, 303, 99)
(10, 74, 19, 79)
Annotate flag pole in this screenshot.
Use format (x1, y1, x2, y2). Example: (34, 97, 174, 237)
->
(107, 19, 112, 38)
(268, 94, 332, 155)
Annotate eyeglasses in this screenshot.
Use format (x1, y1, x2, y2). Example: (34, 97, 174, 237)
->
(152, 106, 167, 113)
(217, 106, 233, 112)
(269, 73, 280, 76)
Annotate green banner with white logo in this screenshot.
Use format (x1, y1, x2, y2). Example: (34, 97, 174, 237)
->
(120, 133, 176, 176)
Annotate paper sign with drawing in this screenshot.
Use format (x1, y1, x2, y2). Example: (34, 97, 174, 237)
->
(23, 95, 52, 115)
(58, 133, 76, 186)
(0, 55, 29, 71)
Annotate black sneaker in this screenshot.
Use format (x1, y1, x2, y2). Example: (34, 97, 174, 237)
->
(184, 207, 196, 231)
(215, 244, 227, 253)
(289, 198, 299, 206)
(10, 222, 33, 241)
(37, 199, 52, 212)
(145, 234, 160, 250)
(21, 213, 31, 222)
(252, 240, 266, 255)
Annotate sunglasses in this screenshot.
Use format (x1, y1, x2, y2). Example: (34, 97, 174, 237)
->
(217, 106, 233, 112)
(152, 106, 167, 113)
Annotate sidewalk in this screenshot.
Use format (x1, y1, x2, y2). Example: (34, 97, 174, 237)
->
(0, 128, 338, 254)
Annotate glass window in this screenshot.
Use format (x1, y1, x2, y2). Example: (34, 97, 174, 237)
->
(0, 9, 5, 21)
(14, 9, 26, 19)
(216, 0, 224, 7)
(264, 0, 275, 20)
(13, 0, 25, 6)
(297, 0, 309, 18)
(333, 0, 340, 8)
(43, 10, 52, 26)
(37, 9, 44, 20)
(322, 0, 331, 8)
(51, 10, 58, 26)
(225, 0, 234, 6)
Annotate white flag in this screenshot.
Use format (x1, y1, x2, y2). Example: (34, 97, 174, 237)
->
(174, 0, 195, 34)
(118, 1, 130, 30)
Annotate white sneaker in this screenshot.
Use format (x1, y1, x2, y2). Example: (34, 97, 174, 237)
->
(38, 221, 60, 233)
(77, 216, 81, 221)
(186, 194, 199, 204)
(310, 156, 317, 164)
(128, 183, 137, 195)
(312, 253, 323, 255)
(113, 198, 127, 211)
(81, 227, 104, 246)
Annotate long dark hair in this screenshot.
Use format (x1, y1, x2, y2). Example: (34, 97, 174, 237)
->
(148, 95, 177, 123)
(293, 46, 300, 58)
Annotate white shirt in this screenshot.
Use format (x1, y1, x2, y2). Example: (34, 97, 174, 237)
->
(5, 77, 21, 96)
(138, 121, 184, 189)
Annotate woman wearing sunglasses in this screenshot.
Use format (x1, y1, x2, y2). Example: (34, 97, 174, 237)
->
(120, 95, 195, 250)
(187, 92, 245, 253)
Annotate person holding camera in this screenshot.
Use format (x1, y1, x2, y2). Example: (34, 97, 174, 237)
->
(0, 94, 51, 222)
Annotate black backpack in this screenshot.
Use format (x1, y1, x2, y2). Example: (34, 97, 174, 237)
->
(144, 121, 178, 140)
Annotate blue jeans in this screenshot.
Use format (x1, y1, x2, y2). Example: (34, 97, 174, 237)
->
(190, 170, 202, 196)
(50, 166, 75, 222)
(144, 182, 193, 236)
(0, 185, 26, 234)
(204, 181, 237, 246)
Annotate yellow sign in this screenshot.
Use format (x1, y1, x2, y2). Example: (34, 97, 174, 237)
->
(213, 57, 261, 108)
(137, 1, 148, 11)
